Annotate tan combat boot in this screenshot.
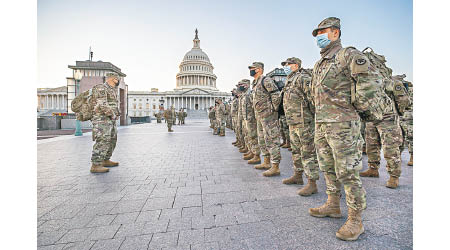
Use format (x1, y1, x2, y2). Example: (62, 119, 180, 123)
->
(360, 167, 379, 177)
(103, 160, 119, 167)
(298, 179, 318, 196)
(262, 163, 280, 177)
(386, 176, 399, 189)
(248, 154, 261, 165)
(407, 154, 413, 166)
(239, 147, 249, 154)
(243, 152, 254, 160)
(309, 194, 342, 218)
(243, 151, 252, 157)
(90, 163, 109, 173)
(232, 141, 237, 145)
(282, 171, 303, 185)
(254, 156, 271, 170)
(336, 208, 364, 241)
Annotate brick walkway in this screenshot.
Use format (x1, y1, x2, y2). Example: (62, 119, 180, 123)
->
(37, 120, 413, 250)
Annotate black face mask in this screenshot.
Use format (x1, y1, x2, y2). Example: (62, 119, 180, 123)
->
(115, 81, 120, 87)
(239, 86, 246, 91)
(250, 69, 256, 77)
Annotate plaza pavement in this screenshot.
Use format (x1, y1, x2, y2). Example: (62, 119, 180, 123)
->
(37, 119, 413, 250)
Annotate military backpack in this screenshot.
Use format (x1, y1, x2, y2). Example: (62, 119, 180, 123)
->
(70, 89, 94, 121)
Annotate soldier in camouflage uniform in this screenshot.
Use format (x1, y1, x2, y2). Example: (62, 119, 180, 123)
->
(154, 112, 162, 123)
(208, 106, 215, 129)
(90, 72, 121, 173)
(225, 102, 232, 129)
(215, 98, 226, 136)
(231, 89, 240, 146)
(309, 17, 387, 241)
(163, 106, 175, 132)
(236, 86, 247, 152)
(248, 62, 282, 177)
(398, 76, 413, 166)
(238, 79, 262, 164)
(359, 68, 410, 189)
(280, 57, 320, 196)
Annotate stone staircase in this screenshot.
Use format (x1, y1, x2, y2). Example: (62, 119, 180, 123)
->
(187, 109, 207, 119)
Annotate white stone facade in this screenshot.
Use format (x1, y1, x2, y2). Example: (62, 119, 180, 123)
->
(37, 86, 68, 115)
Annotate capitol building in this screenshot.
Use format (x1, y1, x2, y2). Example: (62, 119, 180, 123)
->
(128, 29, 231, 121)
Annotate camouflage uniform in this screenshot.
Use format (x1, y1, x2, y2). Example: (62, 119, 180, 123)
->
(312, 39, 376, 211)
(231, 96, 239, 141)
(164, 107, 175, 131)
(154, 112, 162, 123)
(252, 73, 282, 164)
(364, 75, 409, 178)
(91, 83, 120, 165)
(237, 92, 245, 146)
(215, 101, 226, 136)
(282, 65, 319, 181)
(279, 115, 290, 146)
(400, 80, 413, 155)
(208, 107, 216, 130)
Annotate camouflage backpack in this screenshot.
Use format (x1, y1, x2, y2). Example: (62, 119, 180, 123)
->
(362, 48, 411, 116)
(70, 89, 94, 121)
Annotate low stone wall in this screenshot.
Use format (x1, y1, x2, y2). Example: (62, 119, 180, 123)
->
(37, 116, 62, 130)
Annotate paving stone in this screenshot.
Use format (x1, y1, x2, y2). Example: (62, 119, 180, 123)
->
(178, 229, 205, 245)
(111, 212, 139, 225)
(37, 230, 68, 246)
(192, 215, 216, 230)
(62, 240, 96, 250)
(109, 199, 146, 214)
(114, 222, 146, 238)
(142, 197, 174, 211)
(167, 217, 192, 231)
(88, 224, 121, 240)
(118, 234, 153, 250)
(135, 209, 161, 223)
(182, 206, 203, 218)
(215, 214, 238, 227)
(174, 194, 202, 208)
(159, 208, 182, 220)
(38, 219, 69, 233)
(86, 214, 116, 227)
(57, 227, 95, 244)
(205, 227, 231, 242)
(90, 238, 124, 250)
(37, 244, 66, 250)
(142, 219, 169, 234)
(148, 231, 179, 248)
(191, 241, 220, 250)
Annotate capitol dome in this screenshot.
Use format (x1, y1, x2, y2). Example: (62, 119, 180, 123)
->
(176, 29, 218, 91)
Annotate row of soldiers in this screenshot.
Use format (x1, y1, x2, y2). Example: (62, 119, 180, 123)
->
(154, 107, 188, 132)
(226, 17, 413, 241)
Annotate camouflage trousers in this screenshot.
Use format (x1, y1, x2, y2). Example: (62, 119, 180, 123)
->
(91, 119, 117, 165)
(289, 123, 319, 180)
(366, 119, 403, 178)
(237, 118, 245, 144)
(216, 118, 225, 135)
(361, 121, 366, 151)
(167, 118, 173, 130)
(400, 119, 413, 154)
(279, 115, 290, 144)
(315, 121, 366, 211)
(232, 116, 238, 138)
(256, 112, 281, 164)
(244, 119, 260, 155)
(210, 118, 215, 128)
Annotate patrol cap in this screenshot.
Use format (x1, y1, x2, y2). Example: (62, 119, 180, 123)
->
(312, 17, 341, 37)
(105, 72, 120, 78)
(248, 62, 264, 69)
(281, 57, 302, 67)
(238, 79, 251, 85)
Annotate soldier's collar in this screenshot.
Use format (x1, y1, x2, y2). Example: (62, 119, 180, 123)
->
(320, 39, 342, 59)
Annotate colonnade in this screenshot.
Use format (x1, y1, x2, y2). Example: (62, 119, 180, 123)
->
(37, 94, 67, 110)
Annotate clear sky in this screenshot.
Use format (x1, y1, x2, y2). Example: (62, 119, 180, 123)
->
(38, 0, 413, 92)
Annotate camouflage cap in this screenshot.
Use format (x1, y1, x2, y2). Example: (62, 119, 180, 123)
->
(105, 72, 120, 78)
(238, 79, 251, 85)
(312, 17, 340, 37)
(281, 57, 302, 67)
(248, 62, 264, 69)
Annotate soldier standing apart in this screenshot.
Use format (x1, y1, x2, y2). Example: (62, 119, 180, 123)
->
(208, 106, 215, 129)
(281, 57, 320, 196)
(163, 106, 175, 132)
(182, 108, 187, 125)
(90, 72, 121, 173)
(309, 17, 386, 241)
(215, 98, 226, 136)
(249, 62, 282, 177)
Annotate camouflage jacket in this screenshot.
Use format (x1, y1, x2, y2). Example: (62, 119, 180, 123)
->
(283, 68, 314, 126)
(208, 109, 215, 119)
(312, 40, 384, 123)
(252, 75, 282, 118)
(91, 83, 120, 121)
(231, 98, 239, 118)
(215, 103, 226, 119)
(237, 94, 245, 121)
(402, 84, 413, 121)
(242, 87, 256, 121)
(163, 108, 175, 119)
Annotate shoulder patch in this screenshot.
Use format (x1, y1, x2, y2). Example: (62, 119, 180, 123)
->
(356, 58, 366, 65)
(395, 85, 402, 91)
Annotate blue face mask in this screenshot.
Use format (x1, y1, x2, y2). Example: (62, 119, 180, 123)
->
(316, 33, 331, 49)
(283, 66, 292, 75)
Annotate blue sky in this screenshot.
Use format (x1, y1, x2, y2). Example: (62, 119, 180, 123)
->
(38, 0, 413, 92)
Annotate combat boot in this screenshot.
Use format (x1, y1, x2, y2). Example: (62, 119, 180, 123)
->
(232, 141, 237, 145)
(407, 154, 413, 166)
(239, 147, 249, 154)
(248, 154, 261, 164)
(90, 163, 109, 173)
(309, 194, 342, 218)
(336, 208, 364, 241)
(254, 156, 271, 170)
(386, 176, 399, 189)
(262, 163, 280, 177)
(243, 152, 254, 160)
(297, 179, 318, 196)
(359, 167, 379, 178)
(219, 133, 225, 137)
(168, 128, 174, 132)
(282, 171, 303, 185)
(243, 151, 252, 158)
(103, 159, 119, 167)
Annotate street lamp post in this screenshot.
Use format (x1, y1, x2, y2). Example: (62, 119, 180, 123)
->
(74, 70, 83, 136)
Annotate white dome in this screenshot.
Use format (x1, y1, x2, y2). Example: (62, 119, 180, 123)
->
(183, 48, 210, 62)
